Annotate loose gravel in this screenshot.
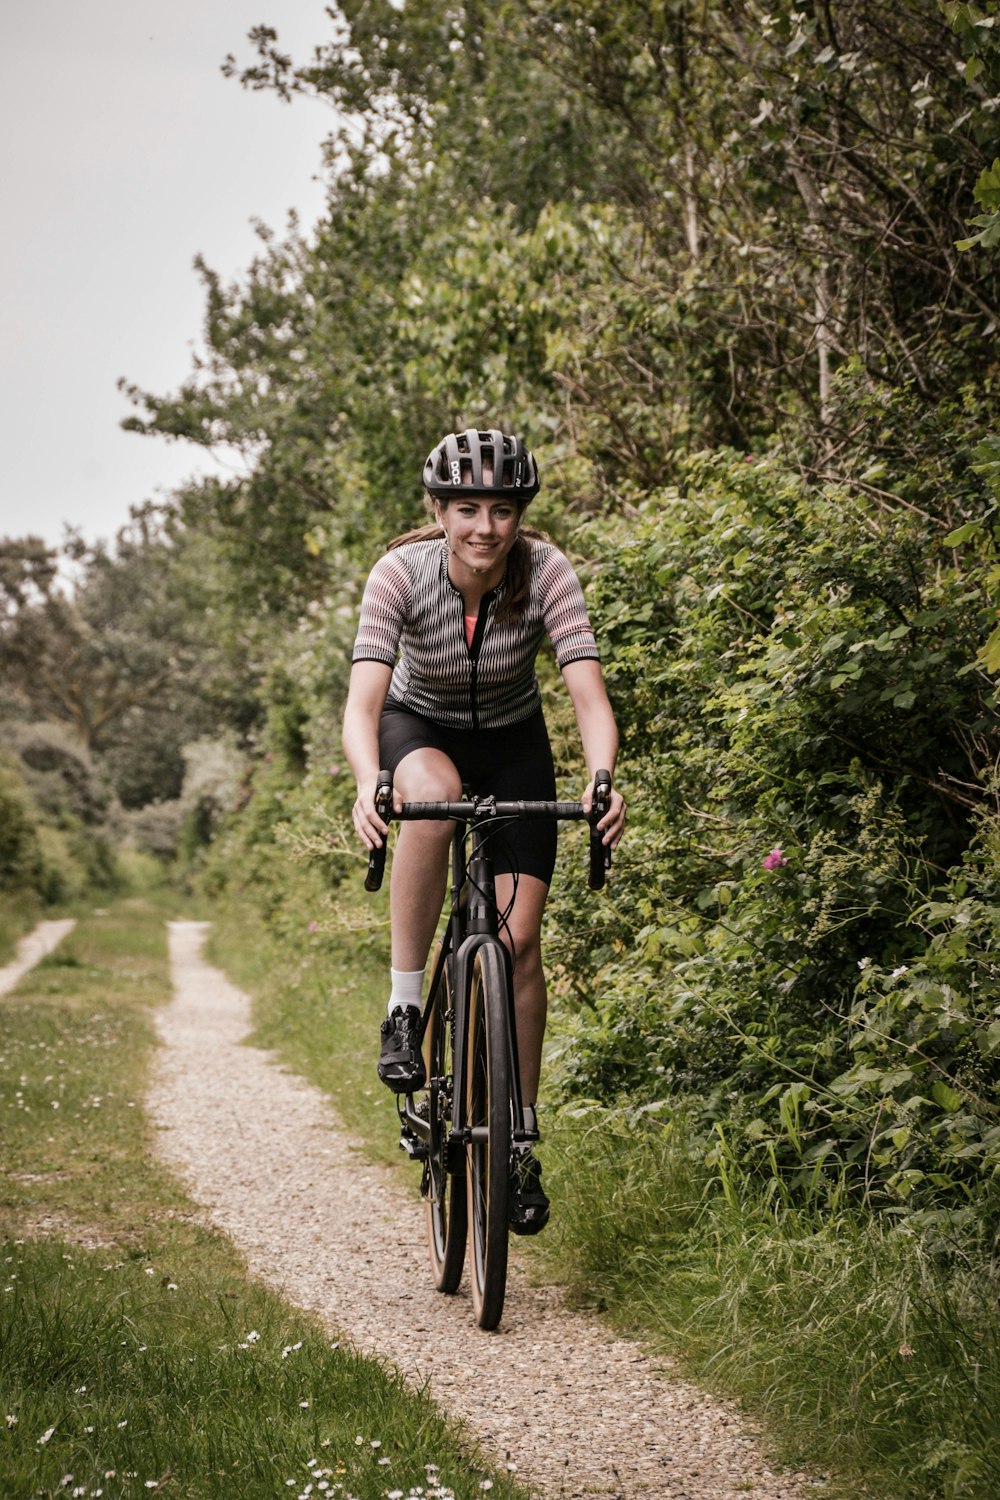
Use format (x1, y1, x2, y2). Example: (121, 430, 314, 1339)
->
(0, 919, 76, 997)
(148, 920, 820, 1500)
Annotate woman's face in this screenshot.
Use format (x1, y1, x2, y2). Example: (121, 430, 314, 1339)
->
(435, 496, 521, 581)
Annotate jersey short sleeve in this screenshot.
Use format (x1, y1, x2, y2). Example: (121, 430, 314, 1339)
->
(352, 551, 411, 666)
(537, 546, 601, 668)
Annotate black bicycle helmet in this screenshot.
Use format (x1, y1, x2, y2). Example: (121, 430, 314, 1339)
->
(422, 428, 540, 503)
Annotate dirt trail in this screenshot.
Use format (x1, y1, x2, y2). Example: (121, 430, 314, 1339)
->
(147, 920, 818, 1500)
(0, 919, 77, 997)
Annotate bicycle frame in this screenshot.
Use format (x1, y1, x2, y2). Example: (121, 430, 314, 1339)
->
(396, 805, 535, 1165)
(365, 774, 611, 1178)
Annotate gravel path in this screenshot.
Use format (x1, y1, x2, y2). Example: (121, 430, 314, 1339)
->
(148, 921, 819, 1500)
(0, 919, 77, 997)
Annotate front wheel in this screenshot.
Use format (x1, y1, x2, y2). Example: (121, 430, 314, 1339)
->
(465, 943, 512, 1330)
(424, 955, 467, 1293)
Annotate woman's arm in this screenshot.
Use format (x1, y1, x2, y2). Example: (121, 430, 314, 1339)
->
(342, 660, 394, 849)
(562, 659, 627, 848)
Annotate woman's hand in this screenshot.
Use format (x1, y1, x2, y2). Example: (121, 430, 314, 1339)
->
(581, 778, 627, 849)
(352, 782, 390, 851)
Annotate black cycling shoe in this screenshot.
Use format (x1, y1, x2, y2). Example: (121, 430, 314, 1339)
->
(508, 1149, 550, 1236)
(378, 1005, 426, 1093)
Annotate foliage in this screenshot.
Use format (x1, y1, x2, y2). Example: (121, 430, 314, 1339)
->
(540, 403, 1000, 1224)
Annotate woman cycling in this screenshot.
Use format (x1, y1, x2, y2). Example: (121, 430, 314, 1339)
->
(342, 428, 626, 1233)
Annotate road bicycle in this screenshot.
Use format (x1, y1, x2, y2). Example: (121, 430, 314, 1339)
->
(364, 769, 612, 1329)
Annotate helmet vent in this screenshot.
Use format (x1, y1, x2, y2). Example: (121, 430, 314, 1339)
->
(457, 434, 470, 454)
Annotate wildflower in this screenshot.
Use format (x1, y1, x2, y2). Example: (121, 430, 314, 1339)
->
(6, 1414, 17, 1427)
(300, 1400, 311, 1409)
(480, 1483, 494, 1492)
(899, 1342, 914, 1358)
(308, 922, 319, 933)
(60, 1475, 74, 1488)
(167, 1283, 178, 1291)
(38, 1426, 56, 1445)
(762, 846, 787, 871)
(890, 965, 909, 980)
(370, 1439, 382, 1449)
(327, 765, 340, 777)
(857, 957, 872, 971)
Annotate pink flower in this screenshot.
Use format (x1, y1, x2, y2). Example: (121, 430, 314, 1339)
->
(327, 764, 340, 777)
(308, 921, 319, 933)
(762, 847, 787, 871)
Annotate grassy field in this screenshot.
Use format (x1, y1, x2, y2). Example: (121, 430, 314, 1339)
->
(206, 887, 1000, 1500)
(0, 892, 526, 1500)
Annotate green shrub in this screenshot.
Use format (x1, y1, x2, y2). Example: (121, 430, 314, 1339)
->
(543, 387, 1000, 1229)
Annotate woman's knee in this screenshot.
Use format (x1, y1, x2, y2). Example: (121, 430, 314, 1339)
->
(393, 748, 462, 802)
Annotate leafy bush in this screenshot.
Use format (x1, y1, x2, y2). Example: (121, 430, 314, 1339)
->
(544, 387, 1000, 1227)
(2, 721, 111, 826)
(121, 799, 186, 862)
(0, 753, 46, 896)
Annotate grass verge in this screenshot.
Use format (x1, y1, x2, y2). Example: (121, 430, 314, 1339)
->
(0, 893, 525, 1500)
(535, 1109, 1000, 1500)
(207, 889, 1000, 1500)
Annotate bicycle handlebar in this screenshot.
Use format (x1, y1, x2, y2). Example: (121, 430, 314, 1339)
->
(397, 799, 587, 820)
(363, 769, 613, 893)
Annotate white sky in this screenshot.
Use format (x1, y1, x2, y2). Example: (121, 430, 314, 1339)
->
(1, 0, 338, 551)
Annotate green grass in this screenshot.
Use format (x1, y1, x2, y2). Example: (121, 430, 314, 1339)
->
(0, 894, 527, 1500)
(531, 1109, 1000, 1500)
(205, 888, 1000, 1500)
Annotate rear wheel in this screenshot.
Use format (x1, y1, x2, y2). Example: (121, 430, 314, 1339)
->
(424, 957, 467, 1292)
(465, 943, 512, 1330)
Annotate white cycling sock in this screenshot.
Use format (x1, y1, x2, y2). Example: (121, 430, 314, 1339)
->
(388, 968, 424, 1014)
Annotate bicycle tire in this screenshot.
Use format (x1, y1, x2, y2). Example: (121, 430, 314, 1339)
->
(423, 955, 467, 1293)
(465, 943, 512, 1330)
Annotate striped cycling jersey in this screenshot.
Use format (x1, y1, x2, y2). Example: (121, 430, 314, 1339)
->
(352, 537, 600, 730)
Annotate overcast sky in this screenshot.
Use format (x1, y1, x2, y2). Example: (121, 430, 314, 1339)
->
(2, 0, 338, 551)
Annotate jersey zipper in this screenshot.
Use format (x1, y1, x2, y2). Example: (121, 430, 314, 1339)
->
(466, 590, 495, 732)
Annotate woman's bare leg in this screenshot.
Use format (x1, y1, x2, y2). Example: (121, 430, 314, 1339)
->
(494, 872, 549, 1104)
(389, 748, 461, 971)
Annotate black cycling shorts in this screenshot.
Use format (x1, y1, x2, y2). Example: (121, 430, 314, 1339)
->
(378, 703, 558, 884)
